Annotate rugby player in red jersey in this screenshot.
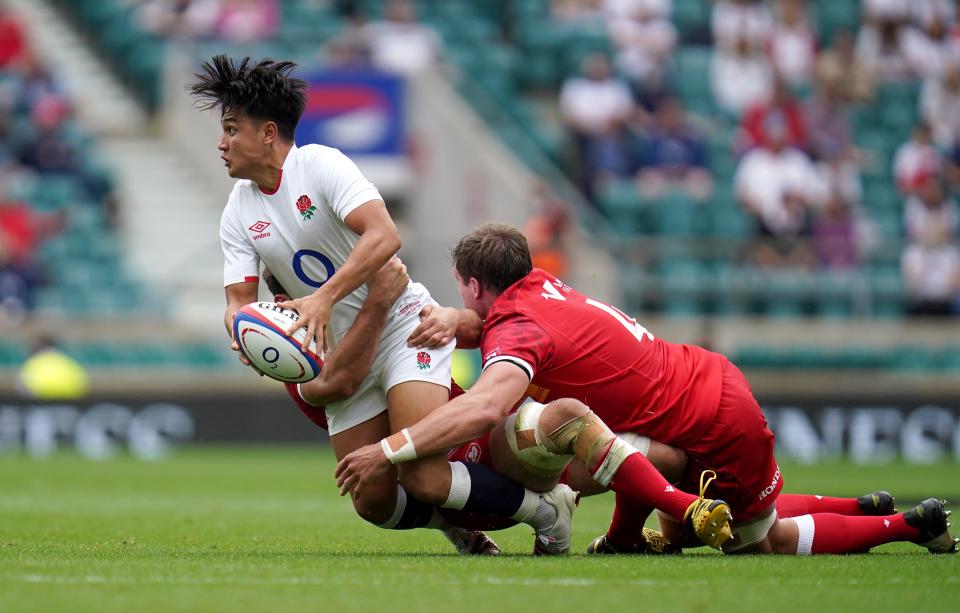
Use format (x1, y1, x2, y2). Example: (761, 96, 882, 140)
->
(265, 264, 692, 553)
(336, 223, 958, 555)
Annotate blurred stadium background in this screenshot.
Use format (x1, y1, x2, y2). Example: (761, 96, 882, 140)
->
(0, 0, 958, 467)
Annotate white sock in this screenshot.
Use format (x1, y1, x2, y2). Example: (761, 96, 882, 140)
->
(793, 514, 815, 555)
(528, 497, 559, 531)
(442, 461, 471, 510)
(377, 484, 407, 530)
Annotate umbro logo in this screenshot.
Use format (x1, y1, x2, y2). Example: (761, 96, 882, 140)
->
(249, 220, 271, 240)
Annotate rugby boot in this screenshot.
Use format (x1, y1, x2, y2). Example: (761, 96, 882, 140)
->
(904, 498, 958, 554)
(586, 528, 680, 555)
(444, 528, 501, 555)
(857, 491, 897, 515)
(533, 483, 578, 555)
(683, 470, 733, 549)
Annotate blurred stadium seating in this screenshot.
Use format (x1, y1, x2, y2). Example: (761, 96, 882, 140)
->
(1, 0, 958, 387)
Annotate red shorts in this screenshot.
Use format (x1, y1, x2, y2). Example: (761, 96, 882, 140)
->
(675, 359, 782, 523)
(447, 432, 494, 466)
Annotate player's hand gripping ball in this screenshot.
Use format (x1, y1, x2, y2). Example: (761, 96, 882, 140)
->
(232, 302, 322, 383)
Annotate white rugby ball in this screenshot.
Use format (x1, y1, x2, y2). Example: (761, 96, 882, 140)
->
(232, 302, 322, 383)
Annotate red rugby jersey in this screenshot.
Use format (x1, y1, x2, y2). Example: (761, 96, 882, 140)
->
(480, 269, 724, 447)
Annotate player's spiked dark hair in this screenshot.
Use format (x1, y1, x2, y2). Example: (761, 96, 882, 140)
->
(189, 54, 307, 141)
(452, 223, 533, 294)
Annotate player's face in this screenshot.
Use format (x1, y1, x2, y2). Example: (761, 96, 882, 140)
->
(218, 111, 266, 179)
(454, 268, 479, 312)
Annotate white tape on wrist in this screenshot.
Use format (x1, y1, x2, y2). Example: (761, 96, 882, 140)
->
(381, 428, 418, 464)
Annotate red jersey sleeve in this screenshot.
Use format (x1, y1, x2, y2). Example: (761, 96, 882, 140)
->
(480, 313, 554, 380)
(283, 382, 328, 430)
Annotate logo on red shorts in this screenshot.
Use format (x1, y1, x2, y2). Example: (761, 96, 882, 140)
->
(465, 442, 482, 463)
(758, 466, 781, 501)
(416, 351, 431, 370)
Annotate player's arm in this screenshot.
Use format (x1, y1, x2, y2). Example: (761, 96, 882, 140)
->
(280, 200, 400, 350)
(390, 361, 529, 453)
(407, 306, 483, 349)
(334, 362, 529, 494)
(225, 281, 260, 367)
(299, 257, 408, 405)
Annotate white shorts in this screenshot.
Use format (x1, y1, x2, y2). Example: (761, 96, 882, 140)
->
(324, 312, 455, 435)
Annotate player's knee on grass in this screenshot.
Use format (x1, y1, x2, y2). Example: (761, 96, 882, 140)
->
(350, 481, 399, 525)
(396, 457, 452, 506)
(764, 517, 801, 555)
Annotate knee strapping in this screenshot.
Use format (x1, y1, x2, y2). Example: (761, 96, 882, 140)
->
(545, 409, 615, 468)
(545, 409, 639, 487)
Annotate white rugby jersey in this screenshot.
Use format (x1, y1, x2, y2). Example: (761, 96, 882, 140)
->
(220, 143, 429, 347)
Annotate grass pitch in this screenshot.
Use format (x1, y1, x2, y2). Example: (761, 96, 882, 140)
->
(1, 447, 957, 612)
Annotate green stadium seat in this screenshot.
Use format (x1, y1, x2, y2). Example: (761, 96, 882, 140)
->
(816, 272, 857, 318)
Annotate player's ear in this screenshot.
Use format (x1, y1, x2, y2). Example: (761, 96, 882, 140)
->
(262, 120, 278, 144)
(468, 277, 482, 300)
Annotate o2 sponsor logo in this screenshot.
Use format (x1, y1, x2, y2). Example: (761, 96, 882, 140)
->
(292, 249, 336, 288)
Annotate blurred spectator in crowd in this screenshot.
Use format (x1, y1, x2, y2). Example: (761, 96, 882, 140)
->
(364, 0, 442, 76)
(139, 0, 279, 42)
(735, 112, 824, 268)
(712, 36, 774, 116)
(903, 175, 959, 242)
(911, 0, 955, 29)
(921, 64, 960, 149)
(323, 4, 372, 68)
(902, 224, 960, 316)
(805, 83, 855, 162)
(712, 0, 773, 52)
(815, 29, 874, 103)
(861, 0, 910, 24)
(811, 190, 860, 270)
(634, 97, 713, 201)
(523, 182, 573, 278)
(213, 0, 279, 42)
(606, 0, 676, 109)
(11, 52, 62, 114)
(739, 77, 809, 153)
(893, 123, 940, 195)
(137, 0, 198, 38)
(0, 173, 61, 323)
(17, 95, 76, 176)
(0, 7, 26, 69)
(551, 0, 606, 24)
(767, 0, 817, 88)
(17, 337, 89, 400)
(942, 142, 960, 191)
(605, 0, 671, 19)
(559, 52, 634, 197)
(904, 18, 955, 80)
(856, 15, 915, 83)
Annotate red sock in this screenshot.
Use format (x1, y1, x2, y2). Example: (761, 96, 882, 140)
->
(608, 453, 698, 520)
(606, 492, 654, 551)
(794, 513, 920, 554)
(777, 494, 863, 518)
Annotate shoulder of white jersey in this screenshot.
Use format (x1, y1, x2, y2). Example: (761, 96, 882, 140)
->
(226, 178, 258, 204)
(296, 142, 352, 166)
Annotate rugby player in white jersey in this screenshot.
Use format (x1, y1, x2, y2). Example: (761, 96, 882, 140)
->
(189, 55, 576, 553)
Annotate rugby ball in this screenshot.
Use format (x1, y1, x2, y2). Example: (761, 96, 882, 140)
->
(232, 302, 322, 383)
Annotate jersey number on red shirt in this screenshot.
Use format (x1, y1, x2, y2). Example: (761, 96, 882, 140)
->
(539, 279, 654, 344)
